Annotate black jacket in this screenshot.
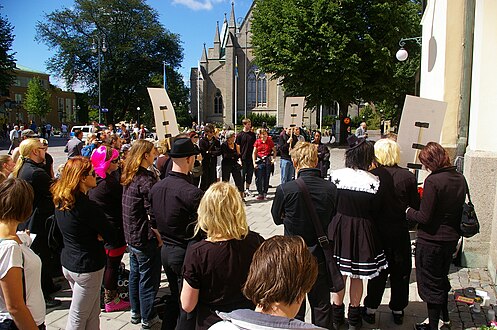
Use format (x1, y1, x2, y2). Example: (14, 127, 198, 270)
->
(371, 165, 420, 236)
(17, 159, 54, 234)
(271, 168, 337, 261)
(88, 174, 126, 249)
(150, 171, 204, 248)
(407, 166, 466, 243)
(56, 192, 117, 273)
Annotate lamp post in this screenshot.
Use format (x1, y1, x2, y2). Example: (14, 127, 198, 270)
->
(136, 107, 141, 127)
(396, 37, 422, 61)
(92, 35, 107, 123)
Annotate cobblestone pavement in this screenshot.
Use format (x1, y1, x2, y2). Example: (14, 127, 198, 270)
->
(1, 137, 496, 329)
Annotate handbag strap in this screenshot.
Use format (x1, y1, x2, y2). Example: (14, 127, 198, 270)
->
(295, 178, 329, 248)
(463, 177, 472, 204)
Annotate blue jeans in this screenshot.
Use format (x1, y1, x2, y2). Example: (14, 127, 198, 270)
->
(280, 158, 295, 184)
(128, 240, 161, 324)
(255, 162, 271, 195)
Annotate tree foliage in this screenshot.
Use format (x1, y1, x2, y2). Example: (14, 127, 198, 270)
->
(25, 77, 51, 119)
(35, 0, 185, 125)
(0, 7, 16, 94)
(251, 0, 422, 139)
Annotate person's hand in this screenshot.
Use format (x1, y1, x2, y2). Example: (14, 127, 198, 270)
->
(97, 234, 103, 241)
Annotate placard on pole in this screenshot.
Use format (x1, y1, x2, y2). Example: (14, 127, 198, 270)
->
(147, 87, 180, 140)
(283, 97, 305, 129)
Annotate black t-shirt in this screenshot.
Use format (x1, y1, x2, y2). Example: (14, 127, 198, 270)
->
(235, 131, 256, 160)
(183, 231, 264, 330)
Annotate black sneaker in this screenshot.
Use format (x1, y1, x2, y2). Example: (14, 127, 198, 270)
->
(414, 323, 431, 330)
(361, 307, 375, 324)
(45, 297, 62, 308)
(392, 311, 404, 325)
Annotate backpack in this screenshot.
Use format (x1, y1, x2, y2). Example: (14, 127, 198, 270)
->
(81, 144, 96, 158)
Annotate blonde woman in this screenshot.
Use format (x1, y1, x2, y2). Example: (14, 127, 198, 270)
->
(181, 182, 264, 330)
(0, 155, 15, 182)
(0, 178, 45, 330)
(12, 138, 59, 308)
(121, 139, 162, 328)
(51, 157, 117, 329)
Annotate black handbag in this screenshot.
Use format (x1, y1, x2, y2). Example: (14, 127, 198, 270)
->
(295, 178, 345, 293)
(461, 178, 479, 238)
(47, 215, 64, 253)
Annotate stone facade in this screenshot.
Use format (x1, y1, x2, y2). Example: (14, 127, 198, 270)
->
(189, 2, 338, 129)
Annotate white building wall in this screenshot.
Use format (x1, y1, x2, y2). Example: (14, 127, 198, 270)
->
(468, 0, 497, 153)
(419, 0, 447, 102)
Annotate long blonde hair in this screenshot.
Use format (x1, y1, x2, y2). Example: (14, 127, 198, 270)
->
(51, 157, 93, 210)
(195, 182, 248, 240)
(121, 139, 154, 186)
(12, 139, 42, 178)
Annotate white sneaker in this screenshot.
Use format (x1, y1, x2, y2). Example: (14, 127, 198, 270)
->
(244, 189, 252, 197)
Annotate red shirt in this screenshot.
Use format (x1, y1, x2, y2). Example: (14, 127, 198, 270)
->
(253, 137, 274, 158)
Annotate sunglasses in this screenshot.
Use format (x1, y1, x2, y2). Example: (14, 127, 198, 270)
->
(86, 171, 96, 177)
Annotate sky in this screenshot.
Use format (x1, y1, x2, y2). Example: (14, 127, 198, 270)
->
(1, 0, 252, 89)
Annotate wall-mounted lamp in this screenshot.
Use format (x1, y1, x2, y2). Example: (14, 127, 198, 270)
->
(396, 37, 422, 61)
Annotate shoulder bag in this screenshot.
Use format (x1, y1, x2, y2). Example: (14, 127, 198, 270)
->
(461, 178, 479, 238)
(295, 178, 345, 292)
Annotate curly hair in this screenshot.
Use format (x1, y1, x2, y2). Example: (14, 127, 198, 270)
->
(195, 182, 247, 240)
(51, 157, 93, 210)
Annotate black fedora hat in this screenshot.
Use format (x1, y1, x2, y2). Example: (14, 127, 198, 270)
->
(168, 138, 199, 158)
(347, 135, 366, 150)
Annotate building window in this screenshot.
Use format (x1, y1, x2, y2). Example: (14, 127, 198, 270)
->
(14, 94, 22, 104)
(214, 90, 223, 114)
(247, 65, 267, 108)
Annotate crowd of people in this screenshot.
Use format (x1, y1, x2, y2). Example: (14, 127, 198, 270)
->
(0, 119, 468, 330)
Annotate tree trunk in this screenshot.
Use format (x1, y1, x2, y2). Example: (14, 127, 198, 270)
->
(338, 101, 350, 145)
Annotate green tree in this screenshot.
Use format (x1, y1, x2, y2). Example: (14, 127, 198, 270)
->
(36, 0, 185, 125)
(25, 77, 51, 120)
(0, 7, 16, 94)
(251, 0, 422, 141)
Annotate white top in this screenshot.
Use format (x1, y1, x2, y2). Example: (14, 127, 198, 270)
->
(0, 233, 45, 326)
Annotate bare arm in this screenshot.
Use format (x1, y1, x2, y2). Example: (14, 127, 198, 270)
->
(180, 279, 199, 313)
(0, 268, 38, 330)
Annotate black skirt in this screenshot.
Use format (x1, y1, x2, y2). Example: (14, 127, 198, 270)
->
(415, 240, 457, 304)
(329, 213, 388, 279)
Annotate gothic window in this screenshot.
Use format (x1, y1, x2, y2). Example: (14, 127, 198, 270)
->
(214, 90, 223, 114)
(247, 65, 267, 108)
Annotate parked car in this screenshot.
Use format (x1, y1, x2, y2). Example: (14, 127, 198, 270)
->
(268, 126, 283, 145)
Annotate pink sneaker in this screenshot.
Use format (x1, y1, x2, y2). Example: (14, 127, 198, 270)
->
(104, 298, 131, 312)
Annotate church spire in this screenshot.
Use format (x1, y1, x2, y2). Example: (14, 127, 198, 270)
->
(228, 1, 236, 29)
(200, 43, 207, 63)
(214, 21, 220, 44)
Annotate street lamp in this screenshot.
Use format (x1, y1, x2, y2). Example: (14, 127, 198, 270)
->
(396, 37, 422, 61)
(136, 107, 141, 126)
(92, 35, 107, 123)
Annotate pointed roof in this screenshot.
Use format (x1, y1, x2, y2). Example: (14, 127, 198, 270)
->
(225, 32, 234, 48)
(214, 21, 220, 44)
(228, 1, 236, 28)
(200, 43, 207, 63)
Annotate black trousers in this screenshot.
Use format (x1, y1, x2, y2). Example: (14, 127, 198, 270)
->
(364, 230, 412, 311)
(161, 244, 196, 330)
(30, 233, 57, 297)
(200, 159, 217, 192)
(296, 262, 332, 328)
(221, 163, 243, 192)
(241, 159, 254, 185)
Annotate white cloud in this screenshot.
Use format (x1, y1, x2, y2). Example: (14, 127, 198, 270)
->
(172, 0, 228, 11)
